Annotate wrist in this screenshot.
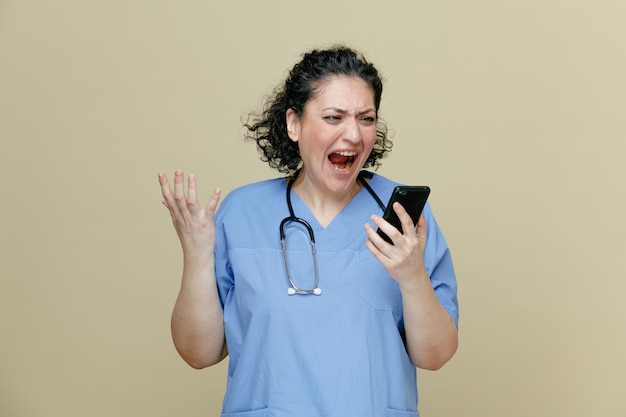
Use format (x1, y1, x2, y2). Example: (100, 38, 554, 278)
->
(398, 268, 430, 294)
(182, 246, 214, 265)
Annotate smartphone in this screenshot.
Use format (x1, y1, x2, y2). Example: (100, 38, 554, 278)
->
(376, 186, 431, 244)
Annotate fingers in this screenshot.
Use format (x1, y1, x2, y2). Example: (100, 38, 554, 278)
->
(365, 202, 421, 249)
(368, 202, 414, 246)
(370, 214, 399, 246)
(186, 173, 217, 218)
(415, 214, 428, 242)
(158, 170, 220, 216)
(364, 204, 430, 285)
(206, 188, 222, 214)
(187, 173, 197, 205)
(364, 214, 398, 255)
(173, 169, 187, 208)
(161, 170, 189, 220)
(363, 226, 385, 258)
(393, 202, 417, 241)
(158, 171, 171, 196)
(158, 171, 175, 209)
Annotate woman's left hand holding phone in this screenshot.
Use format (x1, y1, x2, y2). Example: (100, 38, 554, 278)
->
(365, 203, 458, 370)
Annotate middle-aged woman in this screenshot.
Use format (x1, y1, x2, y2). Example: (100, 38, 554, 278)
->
(158, 45, 459, 417)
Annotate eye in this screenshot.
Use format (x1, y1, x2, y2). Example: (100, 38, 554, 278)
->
(324, 115, 341, 122)
(360, 116, 376, 124)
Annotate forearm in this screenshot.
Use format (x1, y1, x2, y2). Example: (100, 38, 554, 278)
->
(171, 250, 226, 369)
(400, 271, 458, 370)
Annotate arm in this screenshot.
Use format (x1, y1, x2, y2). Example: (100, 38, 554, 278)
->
(364, 203, 458, 370)
(158, 170, 227, 369)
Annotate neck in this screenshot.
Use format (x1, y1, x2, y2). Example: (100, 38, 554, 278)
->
(289, 171, 363, 227)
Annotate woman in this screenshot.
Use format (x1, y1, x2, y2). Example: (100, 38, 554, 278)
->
(158, 46, 458, 417)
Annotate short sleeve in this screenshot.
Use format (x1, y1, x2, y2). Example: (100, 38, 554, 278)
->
(422, 203, 459, 327)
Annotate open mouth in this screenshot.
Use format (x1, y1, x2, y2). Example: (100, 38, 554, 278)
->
(328, 151, 356, 172)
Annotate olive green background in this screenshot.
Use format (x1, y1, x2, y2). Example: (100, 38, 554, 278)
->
(1, 1, 625, 416)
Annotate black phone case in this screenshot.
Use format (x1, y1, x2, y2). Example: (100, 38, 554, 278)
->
(376, 186, 431, 244)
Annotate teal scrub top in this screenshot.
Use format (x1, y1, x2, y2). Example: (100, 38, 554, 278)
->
(214, 172, 459, 417)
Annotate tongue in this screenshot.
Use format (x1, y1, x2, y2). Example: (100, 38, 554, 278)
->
(329, 153, 350, 165)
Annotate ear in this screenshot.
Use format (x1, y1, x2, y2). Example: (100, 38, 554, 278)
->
(286, 108, 300, 142)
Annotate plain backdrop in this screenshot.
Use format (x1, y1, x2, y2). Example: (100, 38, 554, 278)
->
(1, 1, 625, 416)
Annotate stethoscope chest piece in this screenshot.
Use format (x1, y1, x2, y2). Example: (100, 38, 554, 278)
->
(287, 287, 322, 296)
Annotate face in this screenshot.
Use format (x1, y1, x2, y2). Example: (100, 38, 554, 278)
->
(286, 75, 378, 195)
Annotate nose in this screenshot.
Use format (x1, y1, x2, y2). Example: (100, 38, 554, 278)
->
(341, 117, 361, 143)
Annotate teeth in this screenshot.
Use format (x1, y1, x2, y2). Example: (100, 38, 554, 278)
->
(332, 162, 352, 172)
(329, 151, 355, 173)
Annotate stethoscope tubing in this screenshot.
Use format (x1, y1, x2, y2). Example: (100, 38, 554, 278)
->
(280, 170, 385, 296)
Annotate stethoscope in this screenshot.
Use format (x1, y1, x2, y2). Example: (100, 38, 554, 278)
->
(279, 170, 386, 296)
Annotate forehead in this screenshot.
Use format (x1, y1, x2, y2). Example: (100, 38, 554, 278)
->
(308, 75, 376, 109)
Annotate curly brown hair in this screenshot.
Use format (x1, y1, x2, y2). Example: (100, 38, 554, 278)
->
(244, 45, 392, 175)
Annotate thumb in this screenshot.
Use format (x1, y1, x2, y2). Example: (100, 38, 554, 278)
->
(205, 188, 222, 215)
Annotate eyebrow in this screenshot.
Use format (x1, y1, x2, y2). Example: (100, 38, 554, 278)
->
(322, 107, 376, 115)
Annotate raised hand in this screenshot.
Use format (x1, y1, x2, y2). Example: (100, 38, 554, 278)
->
(158, 170, 226, 368)
(158, 170, 221, 254)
